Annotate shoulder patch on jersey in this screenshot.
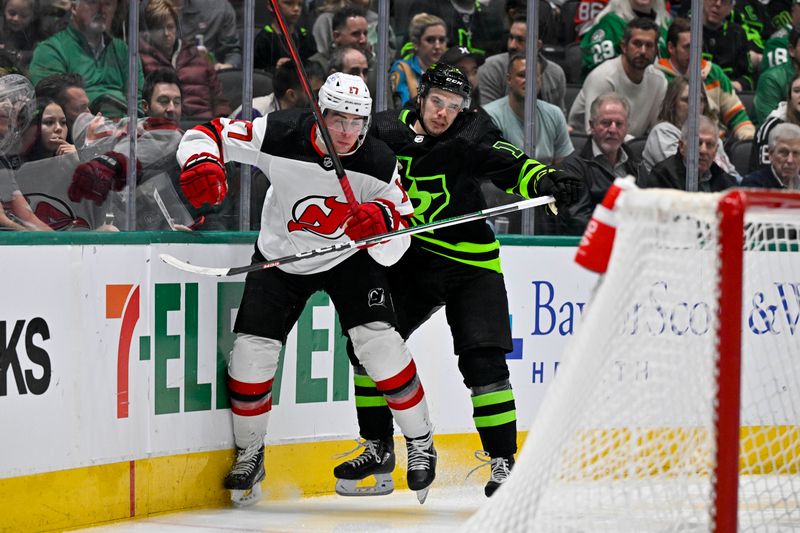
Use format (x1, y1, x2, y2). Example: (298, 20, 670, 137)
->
(591, 29, 606, 43)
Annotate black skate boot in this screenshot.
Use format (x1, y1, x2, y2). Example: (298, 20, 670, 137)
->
(224, 442, 265, 507)
(333, 438, 395, 496)
(484, 455, 514, 497)
(405, 431, 436, 504)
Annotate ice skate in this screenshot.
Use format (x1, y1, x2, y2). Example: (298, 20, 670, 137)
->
(405, 431, 436, 504)
(469, 450, 514, 497)
(224, 442, 265, 507)
(333, 438, 395, 496)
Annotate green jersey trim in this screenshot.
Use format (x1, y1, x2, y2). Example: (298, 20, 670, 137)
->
(415, 234, 503, 273)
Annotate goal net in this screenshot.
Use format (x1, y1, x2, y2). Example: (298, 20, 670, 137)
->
(465, 188, 800, 532)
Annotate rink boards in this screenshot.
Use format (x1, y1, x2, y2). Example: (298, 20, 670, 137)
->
(0, 233, 593, 531)
(3, 233, 797, 531)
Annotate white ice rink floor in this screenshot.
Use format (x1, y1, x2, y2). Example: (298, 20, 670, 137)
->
(80, 486, 485, 533)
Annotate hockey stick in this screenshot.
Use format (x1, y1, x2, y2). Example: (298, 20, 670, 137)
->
(159, 195, 555, 277)
(269, 0, 358, 210)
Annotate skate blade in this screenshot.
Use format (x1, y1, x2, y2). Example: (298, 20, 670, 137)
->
(416, 486, 430, 504)
(335, 473, 394, 496)
(230, 482, 263, 507)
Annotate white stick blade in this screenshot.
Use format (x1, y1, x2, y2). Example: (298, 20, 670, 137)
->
(159, 254, 230, 277)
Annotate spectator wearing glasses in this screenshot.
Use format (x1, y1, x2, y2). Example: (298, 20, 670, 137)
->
(388, 13, 446, 108)
(28, 0, 144, 118)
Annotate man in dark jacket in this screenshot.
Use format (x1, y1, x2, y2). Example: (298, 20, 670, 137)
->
(642, 115, 737, 191)
(560, 92, 641, 234)
(743, 122, 800, 190)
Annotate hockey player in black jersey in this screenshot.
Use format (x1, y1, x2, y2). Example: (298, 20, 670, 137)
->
(334, 63, 583, 497)
(176, 72, 436, 506)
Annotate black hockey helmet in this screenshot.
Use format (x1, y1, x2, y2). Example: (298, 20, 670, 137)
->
(417, 62, 472, 110)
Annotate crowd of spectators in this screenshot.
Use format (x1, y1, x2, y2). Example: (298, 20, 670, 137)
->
(1, 0, 799, 234)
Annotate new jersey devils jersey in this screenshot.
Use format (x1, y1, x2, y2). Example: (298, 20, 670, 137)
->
(177, 109, 412, 274)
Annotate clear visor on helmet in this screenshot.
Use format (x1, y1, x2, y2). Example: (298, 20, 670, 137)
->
(428, 93, 469, 113)
(327, 114, 367, 134)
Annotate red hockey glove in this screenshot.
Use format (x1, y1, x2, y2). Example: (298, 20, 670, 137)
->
(68, 151, 132, 205)
(344, 201, 396, 245)
(180, 152, 227, 208)
(534, 169, 584, 210)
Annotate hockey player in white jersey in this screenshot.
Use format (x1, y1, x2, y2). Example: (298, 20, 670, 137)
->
(176, 73, 436, 506)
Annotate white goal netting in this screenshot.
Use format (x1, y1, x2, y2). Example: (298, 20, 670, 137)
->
(465, 189, 800, 532)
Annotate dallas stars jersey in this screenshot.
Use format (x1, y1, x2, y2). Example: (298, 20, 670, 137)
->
(370, 107, 560, 273)
(760, 27, 790, 71)
(580, 13, 668, 77)
(581, 12, 628, 75)
(177, 109, 412, 275)
(734, 0, 793, 51)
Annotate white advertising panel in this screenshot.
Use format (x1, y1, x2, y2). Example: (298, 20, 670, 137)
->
(3, 242, 794, 478)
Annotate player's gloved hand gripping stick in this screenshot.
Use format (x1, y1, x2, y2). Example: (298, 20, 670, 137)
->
(160, 195, 555, 277)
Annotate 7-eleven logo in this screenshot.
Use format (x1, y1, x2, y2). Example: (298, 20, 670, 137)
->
(106, 284, 141, 419)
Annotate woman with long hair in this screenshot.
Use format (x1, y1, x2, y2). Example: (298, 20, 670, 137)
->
(642, 76, 739, 177)
(22, 97, 75, 161)
(388, 13, 446, 108)
(752, 71, 800, 171)
(139, 0, 230, 119)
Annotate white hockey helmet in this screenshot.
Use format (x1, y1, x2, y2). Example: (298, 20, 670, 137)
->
(317, 72, 371, 153)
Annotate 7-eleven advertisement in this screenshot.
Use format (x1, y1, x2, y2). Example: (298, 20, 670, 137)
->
(0, 242, 599, 479)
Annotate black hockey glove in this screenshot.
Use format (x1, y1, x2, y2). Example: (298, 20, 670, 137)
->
(534, 169, 584, 210)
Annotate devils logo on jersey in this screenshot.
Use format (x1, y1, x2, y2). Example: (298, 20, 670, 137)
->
(287, 195, 351, 239)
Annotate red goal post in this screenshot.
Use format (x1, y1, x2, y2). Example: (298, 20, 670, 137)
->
(465, 188, 800, 533)
(716, 189, 800, 532)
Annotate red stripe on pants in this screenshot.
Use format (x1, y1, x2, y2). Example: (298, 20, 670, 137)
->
(376, 360, 417, 392)
(228, 376, 273, 395)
